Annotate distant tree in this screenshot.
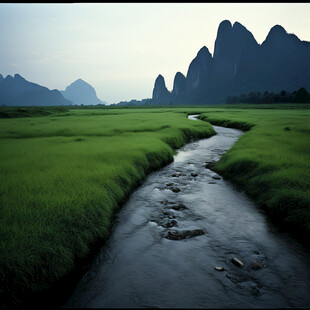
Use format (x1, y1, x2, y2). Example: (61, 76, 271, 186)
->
(295, 87, 310, 103)
(226, 87, 310, 104)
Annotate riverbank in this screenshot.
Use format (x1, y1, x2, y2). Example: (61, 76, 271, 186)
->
(199, 108, 310, 246)
(0, 109, 215, 307)
(64, 124, 310, 309)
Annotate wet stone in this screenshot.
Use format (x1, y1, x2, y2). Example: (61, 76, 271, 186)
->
(231, 257, 244, 267)
(205, 162, 214, 169)
(170, 203, 187, 211)
(162, 220, 178, 228)
(208, 181, 217, 184)
(162, 211, 176, 218)
(166, 183, 174, 187)
(212, 175, 221, 180)
(150, 217, 178, 229)
(251, 261, 263, 270)
(164, 229, 205, 240)
(172, 173, 180, 177)
(191, 173, 198, 177)
(214, 266, 224, 271)
(160, 200, 175, 205)
(226, 274, 239, 284)
(171, 187, 181, 193)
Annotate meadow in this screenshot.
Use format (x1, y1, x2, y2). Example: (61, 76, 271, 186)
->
(0, 107, 215, 306)
(0, 104, 309, 306)
(199, 106, 310, 243)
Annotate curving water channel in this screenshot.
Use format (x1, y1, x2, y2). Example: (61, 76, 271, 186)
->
(64, 115, 310, 308)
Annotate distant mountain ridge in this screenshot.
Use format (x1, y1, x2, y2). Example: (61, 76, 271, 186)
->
(0, 75, 106, 107)
(61, 79, 105, 106)
(152, 20, 310, 105)
(0, 74, 72, 106)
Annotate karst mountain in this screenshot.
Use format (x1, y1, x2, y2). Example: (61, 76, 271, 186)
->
(152, 20, 310, 105)
(0, 74, 72, 106)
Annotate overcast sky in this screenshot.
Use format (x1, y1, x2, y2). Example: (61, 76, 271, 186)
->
(1, 3, 310, 104)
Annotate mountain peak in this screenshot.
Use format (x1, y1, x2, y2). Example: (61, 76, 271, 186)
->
(14, 73, 26, 81)
(232, 21, 253, 35)
(262, 24, 302, 49)
(154, 74, 166, 88)
(74, 78, 85, 83)
(213, 18, 259, 79)
(218, 20, 233, 31)
(152, 74, 171, 103)
(62, 78, 104, 105)
(175, 72, 185, 79)
(69, 78, 89, 87)
(263, 24, 288, 43)
(270, 24, 287, 35)
(233, 21, 243, 28)
(197, 46, 211, 58)
(172, 72, 187, 96)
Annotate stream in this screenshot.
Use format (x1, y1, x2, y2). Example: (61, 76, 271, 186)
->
(64, 115, 310, 308)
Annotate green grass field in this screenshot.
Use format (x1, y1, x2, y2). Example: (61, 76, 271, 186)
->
(199, 106, 310, 242)
(0, 107, 215, 306)
(0, 104, 309, 307)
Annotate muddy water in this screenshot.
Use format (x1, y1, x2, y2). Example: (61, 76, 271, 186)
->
(64, 115, 310, 308)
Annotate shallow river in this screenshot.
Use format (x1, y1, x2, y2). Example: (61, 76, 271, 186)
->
(64, 115, 310, 308)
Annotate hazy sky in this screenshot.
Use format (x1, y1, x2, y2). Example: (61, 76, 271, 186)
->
(1, 3, 310, 104)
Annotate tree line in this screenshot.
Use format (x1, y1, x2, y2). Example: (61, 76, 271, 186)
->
(227, 87, 310, 104)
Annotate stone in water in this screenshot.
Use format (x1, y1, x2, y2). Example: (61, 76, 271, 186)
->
(231, 257, 244, 267)
(251, 261, 263, 270)
(214, 266, 224, 271)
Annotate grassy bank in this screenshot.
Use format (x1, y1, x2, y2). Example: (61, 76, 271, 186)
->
(0, 108, 215, 306)
(199, 107, 310, 244)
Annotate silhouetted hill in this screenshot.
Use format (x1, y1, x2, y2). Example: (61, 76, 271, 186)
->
(61, 79, 104, 106)
(0, 74, 72, 106)
(152, 20, 310, 105)
(152, 74, 172, 105)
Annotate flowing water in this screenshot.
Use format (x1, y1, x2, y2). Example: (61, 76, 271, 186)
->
(64, 115, 310, 308)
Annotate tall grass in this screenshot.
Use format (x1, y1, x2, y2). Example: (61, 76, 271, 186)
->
(1, 104, 309, 306)
(0, 108, 215, 306)
(199, 107, 310, 244)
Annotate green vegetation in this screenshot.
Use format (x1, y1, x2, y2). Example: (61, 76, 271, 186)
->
(1, 103, 309, 307)
(0, 107, 215, 306)
(227, 87, 310, 104)
(0, 106, 70, 118)
(199, 106, 310, 243)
